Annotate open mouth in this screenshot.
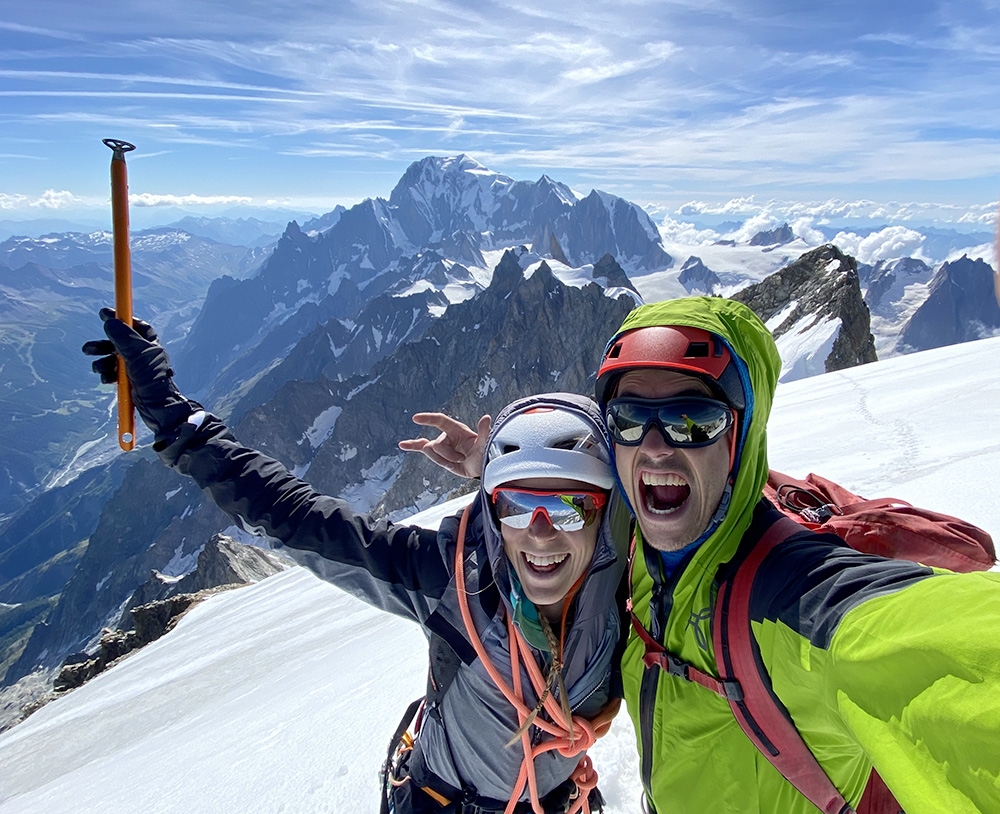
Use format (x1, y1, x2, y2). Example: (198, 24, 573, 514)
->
(640, 472, 690, 516)
(523, 552, 568, 573)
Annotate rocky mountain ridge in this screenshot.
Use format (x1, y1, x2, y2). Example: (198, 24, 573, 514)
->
(173, 154, 673, 415)
(731, 244, 877, 380)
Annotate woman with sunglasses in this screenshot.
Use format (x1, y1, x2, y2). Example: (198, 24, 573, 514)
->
(84, 310, 624, 814)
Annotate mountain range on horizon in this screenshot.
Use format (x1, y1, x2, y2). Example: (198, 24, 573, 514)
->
(1, 154, 998, 722)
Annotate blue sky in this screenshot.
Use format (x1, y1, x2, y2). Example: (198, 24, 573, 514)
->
(2, 0, 999, 228)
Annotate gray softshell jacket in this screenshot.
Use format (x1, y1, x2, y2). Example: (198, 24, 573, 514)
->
(158, 392, 626, 808)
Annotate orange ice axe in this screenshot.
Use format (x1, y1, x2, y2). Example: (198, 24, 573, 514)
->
(103, 138, 136, 451)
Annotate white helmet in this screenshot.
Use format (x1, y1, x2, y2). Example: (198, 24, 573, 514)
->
(482, 393, 614, 494)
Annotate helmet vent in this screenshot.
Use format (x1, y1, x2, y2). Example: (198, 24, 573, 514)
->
(607, 342, 623, 359)
(685, 341, 710, 358)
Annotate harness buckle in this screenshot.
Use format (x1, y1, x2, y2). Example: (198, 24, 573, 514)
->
(642, 648, 692, 680)
(663, 653, 690, 679)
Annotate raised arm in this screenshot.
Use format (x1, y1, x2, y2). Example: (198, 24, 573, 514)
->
(83, 309, 450, 622)
(398, 412, 491, 480)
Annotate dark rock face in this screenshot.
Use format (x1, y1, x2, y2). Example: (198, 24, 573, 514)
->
(9, 532, 282, 689)
(732, 244, 878, 375)
(555, 190, 673, 269)
(4, 569, 259, 730)
(4, 463, 238, 685)
(306, 250, 639, 518)
(678, 256, 721, 294)
(117, 534, 286, 631)
(53, 582, 241, 695)
(593, 252, 636, 290)
(749, 223, 794, 247)
(227, 250, 638, 520)
(897, 256, 1000, 352)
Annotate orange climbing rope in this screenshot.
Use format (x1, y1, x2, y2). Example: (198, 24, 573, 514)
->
(453, 503, 620, 814)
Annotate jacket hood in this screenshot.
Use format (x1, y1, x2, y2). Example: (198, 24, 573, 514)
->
(606, 296, 781, 566)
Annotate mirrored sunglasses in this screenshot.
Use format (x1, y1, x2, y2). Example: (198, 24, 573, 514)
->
(605, 396, 734, 448)
(491, 488, 608, 532)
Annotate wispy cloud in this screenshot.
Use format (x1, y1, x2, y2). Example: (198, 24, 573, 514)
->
(0, 21, 84, 41)
(561, 41, 679, 83)
(0, 0, 997, 215)
(0, 69, 322, 96)
(0, 91, 309, 104)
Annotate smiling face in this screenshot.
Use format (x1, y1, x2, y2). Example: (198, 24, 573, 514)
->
(612, 369, 734, 551)
(498, 478, 603, 621)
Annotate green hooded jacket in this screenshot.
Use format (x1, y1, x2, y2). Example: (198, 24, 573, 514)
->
(613, 297, 1000, 813)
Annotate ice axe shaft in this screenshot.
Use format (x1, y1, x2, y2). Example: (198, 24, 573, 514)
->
(104, 138, 137, 451)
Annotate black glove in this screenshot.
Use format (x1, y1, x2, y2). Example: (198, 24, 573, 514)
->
(82, 308, 203, 443)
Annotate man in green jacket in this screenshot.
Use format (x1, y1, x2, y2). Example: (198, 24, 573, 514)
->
(594, 295, 1000, 813)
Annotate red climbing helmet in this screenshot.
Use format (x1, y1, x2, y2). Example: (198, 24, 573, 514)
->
(595, 324, 746, 412)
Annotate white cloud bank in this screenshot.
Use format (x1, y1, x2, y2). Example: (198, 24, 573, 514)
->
(0, 190, 81, 210)
(831, 226, 928, 265)
(676, 197, 996, 228)
(129, 193, 254, 208)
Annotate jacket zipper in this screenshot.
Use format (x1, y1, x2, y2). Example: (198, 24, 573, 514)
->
(636, 541, 692, 812)
(638, 579, 665, 806)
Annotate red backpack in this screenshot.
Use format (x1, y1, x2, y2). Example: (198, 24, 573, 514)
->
(634, 469, 996, 814)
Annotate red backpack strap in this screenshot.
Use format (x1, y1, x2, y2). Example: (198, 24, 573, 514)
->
(628, 611, 744, 700)
(713, 514, 857, 814)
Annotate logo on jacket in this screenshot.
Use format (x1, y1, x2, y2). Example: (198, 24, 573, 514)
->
(687, 607, 713, 651)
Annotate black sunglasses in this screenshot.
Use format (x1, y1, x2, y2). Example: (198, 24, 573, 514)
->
(605, 396, 734, 447)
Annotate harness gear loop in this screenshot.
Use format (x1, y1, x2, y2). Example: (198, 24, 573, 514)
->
(454, 503, 616, 814)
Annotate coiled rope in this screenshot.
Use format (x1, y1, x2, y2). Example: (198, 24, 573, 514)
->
(454, 503, 619, 814)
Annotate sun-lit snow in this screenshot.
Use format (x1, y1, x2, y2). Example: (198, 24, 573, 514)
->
(773, 315, 842, 382)
(1, 336, 997, 814)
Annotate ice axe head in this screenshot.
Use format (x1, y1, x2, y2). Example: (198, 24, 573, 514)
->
(103, 138, 136, 161)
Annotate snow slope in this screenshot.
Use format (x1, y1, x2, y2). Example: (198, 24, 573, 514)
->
(1, 337, 998, 814)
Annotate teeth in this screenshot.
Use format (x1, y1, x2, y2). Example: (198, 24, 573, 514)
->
(646, 502, 681, 516)
(524, 552, 568, 567)
(642, 472, 687, 487)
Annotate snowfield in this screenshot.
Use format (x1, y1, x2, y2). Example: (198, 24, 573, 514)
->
(1, 337, 998, 814)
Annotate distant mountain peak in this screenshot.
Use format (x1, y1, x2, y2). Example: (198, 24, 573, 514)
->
(439, 154, 489, 173)
(898, 255, 1000, 352)
(390, 154, 512, 201)
(749, 223, 794, 247)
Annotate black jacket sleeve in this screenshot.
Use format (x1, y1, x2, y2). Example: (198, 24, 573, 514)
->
(157, 413, 452, 624)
